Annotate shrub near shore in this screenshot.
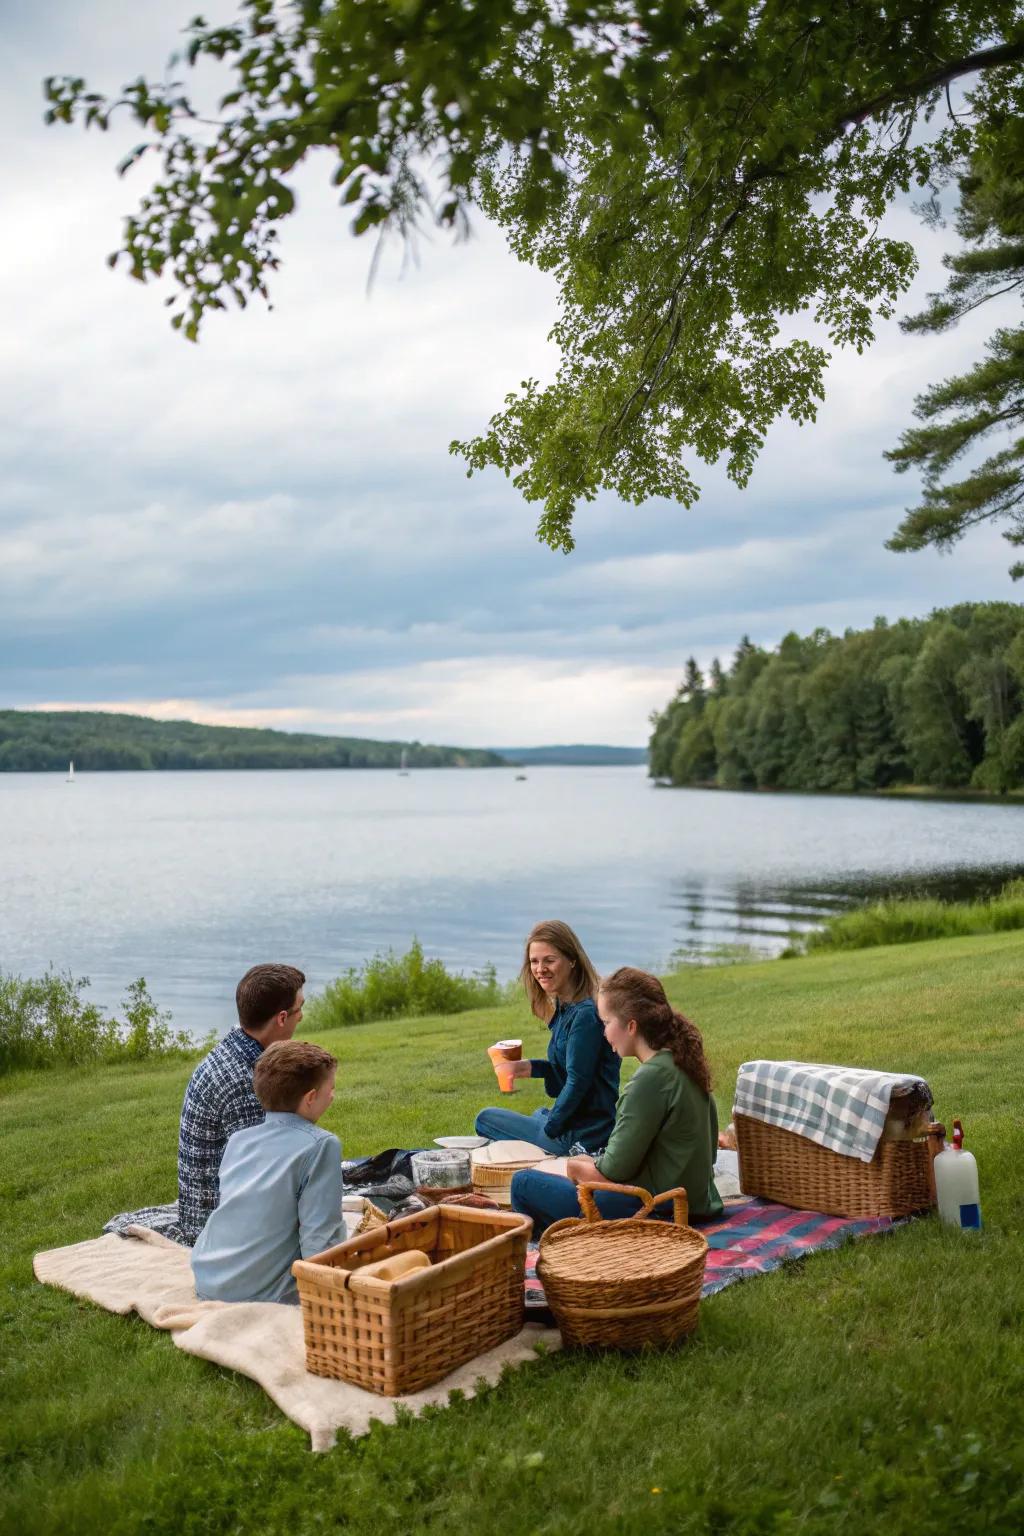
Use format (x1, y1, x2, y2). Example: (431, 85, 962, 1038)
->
(0, 971, 200, 1074)
(0, 943, 511, 1073)
(303, 940, 513, 1029)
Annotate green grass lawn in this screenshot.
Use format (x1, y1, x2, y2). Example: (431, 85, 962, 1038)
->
(3, 932, 1023, 1536)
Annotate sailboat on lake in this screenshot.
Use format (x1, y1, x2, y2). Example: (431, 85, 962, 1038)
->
(66, 760, 75, 783)
(398, 748, 410, 777)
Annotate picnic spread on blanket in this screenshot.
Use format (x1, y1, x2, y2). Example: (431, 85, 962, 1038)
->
(35, 942, 973, 1447)
(37, 1049, 953, 1432)
(34, 1180, 910, 1448)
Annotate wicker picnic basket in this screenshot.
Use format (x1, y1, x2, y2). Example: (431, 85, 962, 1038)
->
(471, 1140, 546, 1206)
(536, 1182, 708, 1351)
(292, 1203, 532, 1396)
(734, 1112, 933, 1219)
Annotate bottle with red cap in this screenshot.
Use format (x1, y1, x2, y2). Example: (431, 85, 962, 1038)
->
(933, 1117, 982, 1231)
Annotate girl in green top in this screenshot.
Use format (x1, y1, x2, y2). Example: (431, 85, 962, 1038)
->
(510, 967, 722, 1235)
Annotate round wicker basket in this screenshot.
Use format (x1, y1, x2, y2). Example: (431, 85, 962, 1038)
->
(536, 1182, 708, 1350)
(470, 1142, 546, 1205)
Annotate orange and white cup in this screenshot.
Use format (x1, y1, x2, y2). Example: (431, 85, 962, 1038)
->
(487, 1039, 522, 1094)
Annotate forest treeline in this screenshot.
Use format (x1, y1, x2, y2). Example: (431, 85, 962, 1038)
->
(0, 711, 506, 772)
(648, 603, 1024, 795)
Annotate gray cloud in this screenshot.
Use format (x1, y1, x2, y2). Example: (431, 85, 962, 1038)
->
(2, 3, 1019, 744)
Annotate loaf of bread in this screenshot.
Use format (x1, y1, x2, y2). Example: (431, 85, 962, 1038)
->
(356, 1249, 432, 1283)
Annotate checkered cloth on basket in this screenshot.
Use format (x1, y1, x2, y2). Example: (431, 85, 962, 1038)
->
(523, 1196, 902, 1313)
(732, 1060, 931, 1164)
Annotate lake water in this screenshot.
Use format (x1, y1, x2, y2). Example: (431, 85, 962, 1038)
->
(2, 766, 1022, 1036)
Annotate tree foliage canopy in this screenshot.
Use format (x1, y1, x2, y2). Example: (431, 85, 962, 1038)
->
(886, 126, 1024, 578)
(648, 602, 1024, 795)
(45, 2, 1024, 550)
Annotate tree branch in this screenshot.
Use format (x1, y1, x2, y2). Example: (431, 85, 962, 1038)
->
(839, 36, 1024, 129)
(935, 277, 1024, 323)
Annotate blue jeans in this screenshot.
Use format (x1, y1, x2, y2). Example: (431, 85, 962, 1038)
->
(474, 1106, 575, 1155)
(510, 1169, 673, 1238)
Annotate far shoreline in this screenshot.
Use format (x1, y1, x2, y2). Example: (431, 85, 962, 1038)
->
(650, 777, 1024, 808)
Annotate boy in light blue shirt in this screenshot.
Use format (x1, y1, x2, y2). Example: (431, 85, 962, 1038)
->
(191, 1040, 346, 1304)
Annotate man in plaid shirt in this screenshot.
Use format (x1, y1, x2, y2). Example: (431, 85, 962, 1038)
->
(177, 963, 306, 1244)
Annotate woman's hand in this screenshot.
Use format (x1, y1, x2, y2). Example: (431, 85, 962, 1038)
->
(566, 1154, 601, 1184)
(506, 1059, 533, 1080)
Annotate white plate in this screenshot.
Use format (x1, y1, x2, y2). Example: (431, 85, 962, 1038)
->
(434, 1135, 488, 1150)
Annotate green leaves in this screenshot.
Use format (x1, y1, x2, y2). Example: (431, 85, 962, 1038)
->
(887, 141, 1024, 577)
(42, 1, 1024, 551)
(650, 602, 1024, 794)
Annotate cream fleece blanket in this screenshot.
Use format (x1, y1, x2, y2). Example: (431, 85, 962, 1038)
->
(33, 1227, 560, 1452)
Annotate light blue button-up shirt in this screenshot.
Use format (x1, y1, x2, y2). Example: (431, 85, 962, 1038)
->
(191, 1111, 347, 1304)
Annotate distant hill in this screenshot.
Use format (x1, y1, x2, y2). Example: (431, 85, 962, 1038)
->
(0, 710, 508, 772)
(497, 744, 648, 766)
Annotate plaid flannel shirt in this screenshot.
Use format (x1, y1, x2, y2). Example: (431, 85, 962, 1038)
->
(177, 1028, 265, 1243)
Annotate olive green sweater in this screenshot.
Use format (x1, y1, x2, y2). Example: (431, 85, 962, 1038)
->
(595, 1050, 723, 1218)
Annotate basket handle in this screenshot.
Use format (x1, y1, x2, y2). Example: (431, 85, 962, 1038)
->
(577, 1181, 655, 1222)
(651, 1186, 689, 1227)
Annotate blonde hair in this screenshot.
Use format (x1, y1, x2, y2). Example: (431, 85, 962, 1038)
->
(519, 921, 599, 1021)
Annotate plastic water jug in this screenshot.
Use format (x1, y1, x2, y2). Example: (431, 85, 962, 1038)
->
(933, 1118, 982, 1231)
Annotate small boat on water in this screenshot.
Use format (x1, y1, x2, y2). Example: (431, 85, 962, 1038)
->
(66, 760, 75, 783)
(398, 748, 410, 777)
(515, 773, 527, 781)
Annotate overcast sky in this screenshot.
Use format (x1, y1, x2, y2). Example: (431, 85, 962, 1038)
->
(2, 2, 1017, 747)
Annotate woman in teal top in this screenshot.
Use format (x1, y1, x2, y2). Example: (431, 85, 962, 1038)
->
(475, 920, 620, 1154)
(510, 967, 722, 1233)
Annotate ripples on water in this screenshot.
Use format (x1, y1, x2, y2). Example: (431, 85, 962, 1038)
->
(1, 766, 1021, 1034)
(663, 866, 1024, 963)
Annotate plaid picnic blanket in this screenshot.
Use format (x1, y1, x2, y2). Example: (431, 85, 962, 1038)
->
(524, 1196, 899, 1313)
(732, 1060, 931, 1163)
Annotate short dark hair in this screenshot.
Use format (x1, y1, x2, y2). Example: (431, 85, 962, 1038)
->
(235, 964, 306, 1032)
(253, 1040, 336, 1112)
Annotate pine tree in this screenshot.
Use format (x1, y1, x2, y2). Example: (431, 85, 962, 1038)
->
(744, 635, 817, 787)
(649, 658, 706, 778)
(682, 658, 706, 708)
(670, 711, 718, 785)
(958, 604, 1024, 789)
(887, 129, 1024, 578)
(901, 623, 976, 786)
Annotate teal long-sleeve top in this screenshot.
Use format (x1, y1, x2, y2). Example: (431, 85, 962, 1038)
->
(191, 1112, 347, 1304)
(594, 1050, 723, 1218)
(528, 997, 620, 1148)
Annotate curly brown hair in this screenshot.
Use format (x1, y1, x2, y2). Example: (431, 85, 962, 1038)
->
(598, 967, 713, 1095)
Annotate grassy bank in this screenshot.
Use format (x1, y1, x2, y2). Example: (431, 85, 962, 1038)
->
(3, 932, 1023, 1536)
(796, 879, 1024, 954)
